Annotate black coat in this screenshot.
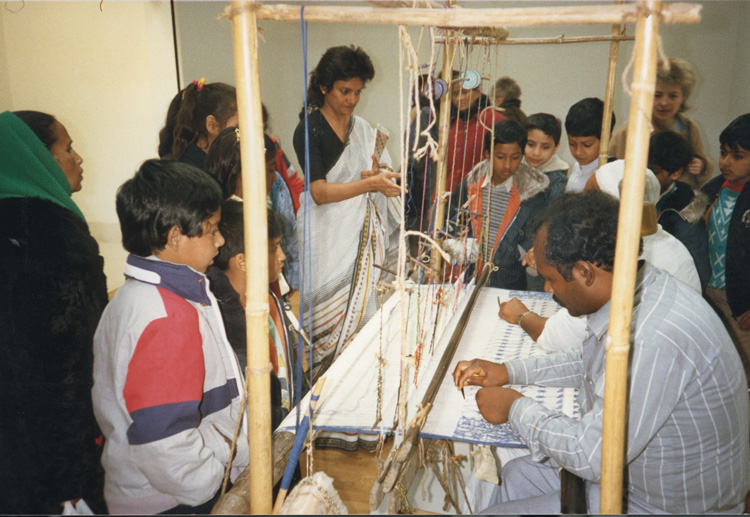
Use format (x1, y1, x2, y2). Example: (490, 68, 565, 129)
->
(702, 177, 750, 317)
(0, 197, 108, 513)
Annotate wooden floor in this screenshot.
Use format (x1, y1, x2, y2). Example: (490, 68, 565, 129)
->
(299, 439, 391, 515)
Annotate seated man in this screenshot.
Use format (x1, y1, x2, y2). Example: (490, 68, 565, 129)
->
(453, 191, 749, 514)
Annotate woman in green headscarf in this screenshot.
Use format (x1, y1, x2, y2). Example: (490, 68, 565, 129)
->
(0, 110, 108, 513)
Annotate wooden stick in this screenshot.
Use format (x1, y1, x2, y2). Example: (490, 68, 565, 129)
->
(435, 34, 635, 45)
(271, 378, 327, 514)
(212, 431, 296, 514)
(250, 3, 700, 27)
(430, 29, 455, 276)
(229, 1, 273, 514)
(599, 0, 625, 167)
(600, 1, 661, 513)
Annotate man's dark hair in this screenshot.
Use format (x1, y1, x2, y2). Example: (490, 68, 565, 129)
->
(484, 119, 527, 152)
(537, 191, 619, 281)
(648, 130, 693, 174)
(524, 113, 562, 146)
(116, 159, 223, 257)
(564, 97, 616, 138)
(720, 113, 750, 152)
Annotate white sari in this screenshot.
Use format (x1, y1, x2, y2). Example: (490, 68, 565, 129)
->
(297, 115, 401, 372)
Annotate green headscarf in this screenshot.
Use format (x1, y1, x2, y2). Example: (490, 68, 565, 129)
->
(0, 110, 85, 220)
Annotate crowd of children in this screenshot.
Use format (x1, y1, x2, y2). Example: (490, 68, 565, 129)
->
(2, 49, 750, 514)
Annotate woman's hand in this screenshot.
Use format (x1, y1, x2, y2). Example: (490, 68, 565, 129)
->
(361, 154, 379, 179)
(686, 156, 706, 177)
(369, 171, 404, 197)
(452, 358, 509, 391)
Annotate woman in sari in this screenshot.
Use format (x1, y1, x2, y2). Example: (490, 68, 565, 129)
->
(293, 45, 402, 375)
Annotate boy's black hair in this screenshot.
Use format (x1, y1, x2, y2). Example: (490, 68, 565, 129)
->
(484, 119, 527, 152)
(564, 97, 616, 138)
(214, 201, 286, 271)
(116, 159, 223, 257)
(720, 113, 750, 152)
(524, 113, 562, 146)
(537, 191, 619, 281)
(648, 131, 693, 174)
(205, 129, 277, 200)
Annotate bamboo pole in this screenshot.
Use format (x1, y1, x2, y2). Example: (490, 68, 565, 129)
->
(430, 29, 455, 275)
(600, 0, 661, 513)
(435, 34, 635, 46)
(599, 0, 625, 167)
(229, 1, 273, 514)
(249, 2, 699, 27)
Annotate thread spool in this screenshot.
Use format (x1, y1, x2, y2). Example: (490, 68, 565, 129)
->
(422, 76, 448, 100)
(459, 69, 482, 90)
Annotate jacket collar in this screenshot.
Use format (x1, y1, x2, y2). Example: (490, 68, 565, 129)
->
(124, 254, 213, 306)
(469, 159, 549, 202)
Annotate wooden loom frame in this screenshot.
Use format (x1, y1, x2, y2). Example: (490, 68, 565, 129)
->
(217, 1, 701, 514)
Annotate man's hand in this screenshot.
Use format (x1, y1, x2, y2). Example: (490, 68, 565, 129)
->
(499, 298, 530, 326)
(475, 386, 524, 424)
(452, 359, 509, 391)
(737, 309, 750, 332)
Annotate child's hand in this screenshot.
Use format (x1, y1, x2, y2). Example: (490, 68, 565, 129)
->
(521, 247, 537, 269)
(738, 310, 750, 332)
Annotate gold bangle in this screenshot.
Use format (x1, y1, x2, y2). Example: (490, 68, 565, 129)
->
(517, 310, 534, 326)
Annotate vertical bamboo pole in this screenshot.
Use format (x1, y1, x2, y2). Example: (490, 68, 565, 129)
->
(230, 1, 273, 513)
(600, 0, 661, 513)
(431, 31, 455, 274)
(599, 0, 624, 167)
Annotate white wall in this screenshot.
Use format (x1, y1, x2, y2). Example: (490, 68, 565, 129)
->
(0, 1, 179, 289)
(175, 0, 749, 173)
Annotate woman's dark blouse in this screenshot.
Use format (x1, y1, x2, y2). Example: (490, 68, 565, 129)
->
(293, 109, 350, 184)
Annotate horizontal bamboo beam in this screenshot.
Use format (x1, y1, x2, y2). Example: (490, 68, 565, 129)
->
(435, 34, 635, 45)
(251, 2, 700, 27)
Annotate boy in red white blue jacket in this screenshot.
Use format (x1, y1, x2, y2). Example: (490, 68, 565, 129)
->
(92, 160, 248, 514)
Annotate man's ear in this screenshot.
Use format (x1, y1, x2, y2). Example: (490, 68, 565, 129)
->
(574, 261, 597, 287)
(206, 114, 221, 137)
(236, 252, 246, 272)
(167, 225, 182, 251)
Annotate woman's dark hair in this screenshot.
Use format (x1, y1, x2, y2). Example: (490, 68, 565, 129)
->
(13, 110, 57, 148)
(205, 128, 277, 200)
(166, 82, 237, 161)
(205, 127, 242, 200)
(538, 191, 619, 281)
(525, 113, 562, 146)
(158, 91, 183, 158)
(116, 159, 223, 257)
(301, 45, 375, 117)
(485, 119, 527, 151)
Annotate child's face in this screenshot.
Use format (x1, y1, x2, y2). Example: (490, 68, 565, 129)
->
(179, 210, 224, 273)
(451, 84, 480, 113)
(652, 82, 684, 126)
(568, 135, 600, 166)
(649, 164, 682, 193)
(268, 236, 286, 282)
(265, 158, 277, 195)
(525, 129, 559, 169)
(719, 143, 750, 188)
(486, 142, 523, 185)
